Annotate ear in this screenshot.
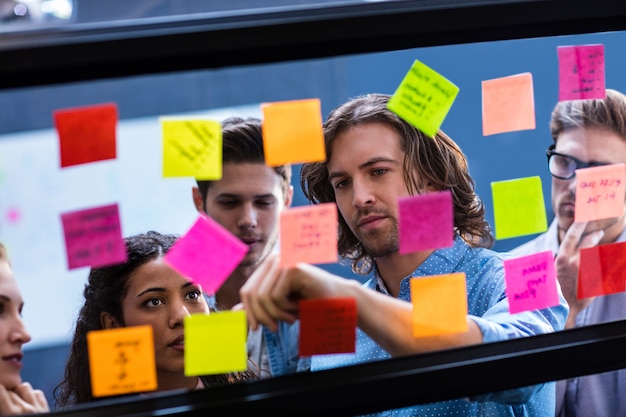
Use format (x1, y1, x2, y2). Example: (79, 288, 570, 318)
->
(284, 185, 294, 209)
(192, 187, 205, 213)
(100, 311, 118, 329)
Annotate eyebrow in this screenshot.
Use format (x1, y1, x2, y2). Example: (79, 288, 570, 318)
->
(136, 281, 194, 298)
(328, 157, 399, 182)
(216, 193, 277, 200)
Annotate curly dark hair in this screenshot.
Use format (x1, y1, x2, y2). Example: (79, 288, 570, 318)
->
(53, 231, 257, 408)
(301, 93, 494, 275)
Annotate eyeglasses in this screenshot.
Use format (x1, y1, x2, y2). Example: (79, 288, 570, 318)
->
(546, 145, 608, 180)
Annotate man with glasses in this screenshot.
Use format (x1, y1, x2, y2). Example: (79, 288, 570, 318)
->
(511, 88, 626, 417)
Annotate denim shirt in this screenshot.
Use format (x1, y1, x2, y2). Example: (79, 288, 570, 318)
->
(311, 235, 569, 417)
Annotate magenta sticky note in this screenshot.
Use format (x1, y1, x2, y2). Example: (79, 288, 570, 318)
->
(558, 44, 605, 101)
(61, 203, 127, 270)
(398, 190, 454, 254)
(163, 214, 248, 294)
(504, 250, 559, 314)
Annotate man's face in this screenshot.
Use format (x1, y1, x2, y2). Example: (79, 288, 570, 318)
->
(327, 122, 410, 259)
(551, 126, 626, 243)
(196, 163, 292, 268)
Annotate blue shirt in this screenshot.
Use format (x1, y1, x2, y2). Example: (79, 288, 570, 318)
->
(512, 220, 626, 417)
(312, 235, 569, 416)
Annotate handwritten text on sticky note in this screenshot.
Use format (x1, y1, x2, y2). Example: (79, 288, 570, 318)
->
(61, 203, 127, 270)
(387, 59, 459, 137)
(299, 298, 357, 356)
(504, 251, 559, 314)
(574, 164, 626, 223)
(87, 325, 157, 398)
(558, 44, 605, 101)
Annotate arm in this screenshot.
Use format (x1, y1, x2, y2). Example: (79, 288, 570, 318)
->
(0, 382, 49, 415)
(239, 253, 482, 357)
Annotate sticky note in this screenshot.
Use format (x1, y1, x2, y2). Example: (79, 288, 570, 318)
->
(184, 311, 247, 375)
(280, 203, 338, 267)
(574, 164, 626, 223)
(163, 214, 248, 294)
(398, 190, 453, 254)
(410, 273, 468, 337)
(61, 203, 127, 270)
(54, 103, 118, 168)
(558, 44, 605, 101)
(492, 176, 548, 240)
(387, 59, 459, 137)
(298, 298, 357, 356)
(161, 119, 222, 179)
(504, 251, 559, 314)
(261, 98, 326, 166)
(87, 325, 157, 398)
(579, 241, 626, 299)
(482, 73, 536, 136)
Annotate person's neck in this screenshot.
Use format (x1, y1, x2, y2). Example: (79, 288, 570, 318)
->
(214, 266, 254, 310)
(375, 250, 433, 298)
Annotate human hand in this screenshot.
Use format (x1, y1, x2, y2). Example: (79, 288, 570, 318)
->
(555, 221, 604, 328)
(0, 382, 49, 415)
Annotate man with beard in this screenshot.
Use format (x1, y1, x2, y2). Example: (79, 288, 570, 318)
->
(192, 116, 304, 378)
(239, 93, 568, 416)
(511, 89, 626, 417)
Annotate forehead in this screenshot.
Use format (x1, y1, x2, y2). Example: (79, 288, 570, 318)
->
(126, 259, 191, 292)
(206, 162, 284, 196)
(328, 123, 403, 171)
(556, 127, 626, 162)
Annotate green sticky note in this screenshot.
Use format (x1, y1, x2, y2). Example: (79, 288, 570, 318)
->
(161, 118, 222, 179)
(387, 59, 459, 137)
(492, 176, 548, 240)
(184, 311, 247, 376)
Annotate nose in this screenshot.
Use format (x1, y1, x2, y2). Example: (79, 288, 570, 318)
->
(169, 301, 192, 329)
(10, 316, 31, 345)
(237, 202, 258, 230)
(352, 178, 375, 208)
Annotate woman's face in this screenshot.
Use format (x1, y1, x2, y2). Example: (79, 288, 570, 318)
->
(0, 260, 31, 389)
(113, 258, 210, 386)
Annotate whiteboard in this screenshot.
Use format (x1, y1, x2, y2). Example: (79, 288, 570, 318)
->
(0, 103, 262, 348)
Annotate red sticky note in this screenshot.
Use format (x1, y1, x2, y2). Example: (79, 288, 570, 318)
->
(504, 251, 559, 314)
(298, 298, 357, 356)
(574, 164, 626, 223)
(163, 214, 248, 294)
(482, 73, 535, 136)
(280, 203, 338, 267)
(54, 103, 118, 168)
(398, 190, 454, 254)
(558, 44, 605, 101)
(61, 203, 127, 270)
(578, 241, 626, 299)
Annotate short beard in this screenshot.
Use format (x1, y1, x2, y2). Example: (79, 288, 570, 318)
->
(358, 222, 399, 258)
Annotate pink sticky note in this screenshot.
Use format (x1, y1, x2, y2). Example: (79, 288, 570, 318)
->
(61, 203, 127, 270)
(398, 190, 454, 254)
(504, 251, 559, 314)
(482, 73, 535, 136)
(558, 44, 605, 101)
(163, 215, 248, 294)
(280, 203, 338, 267)
(54, 103, 118, 168)
(574, 164, 626, 223)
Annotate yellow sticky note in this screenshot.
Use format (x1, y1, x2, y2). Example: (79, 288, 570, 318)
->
(482, 73, 536, 136)
(492, 176, 548, 240)
(261, 98, 326, 166)
(184, 311, 247, 376)
(87, 325, 157, 398)
(387, 59, 459, 137)
(161, 118, 222, 179)
(410, 273, 468, 337)
(574, 164, 626, 223)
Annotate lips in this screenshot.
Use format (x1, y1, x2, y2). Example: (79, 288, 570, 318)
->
(2, 353, 23, 369)
(357, 215, 386, 228)
(168, 335, 184, 348)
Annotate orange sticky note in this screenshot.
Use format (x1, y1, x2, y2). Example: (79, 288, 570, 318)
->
(298, 298, 357, 356)
(261, 98, 326, 166)
(574, 164, 626, 223)
(87, 325, 157, 398)
(578, 241, 626, 299)
(280, 203, 338, 267)
(54, 103, 118, 168)
(482, 73, 535, 136)
(410, 273, 468, 337)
